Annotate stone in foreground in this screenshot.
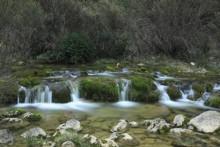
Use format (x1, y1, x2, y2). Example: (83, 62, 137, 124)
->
(0, 129, 13, 144)
(173, 114, 185, 127)
(21, 127, 46, 138)
(57, 119, 81, 134)
(188, 111, 220, 133)
(111, 119, 128, 132)
(144, 118, 170, 133)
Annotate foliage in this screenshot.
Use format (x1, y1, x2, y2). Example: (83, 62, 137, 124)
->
(26, 137, 43, 147)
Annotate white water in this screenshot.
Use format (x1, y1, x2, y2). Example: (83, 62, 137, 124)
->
(117, 79, 131, 101)
(154, 81, 213, 109)
(66, 80, 80, 102)
(154, 72, 174, 81)
(17, 85, 52, 104)
(180, 85, 194, 101)
(213, 83, 220, 92)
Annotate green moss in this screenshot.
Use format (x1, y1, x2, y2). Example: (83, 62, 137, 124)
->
(80, 77, 118, 102)
(130, 76, 158, 102)
(160, 79, 180, 86)
(51, 82, 71, 103)
(19, 77, 41, 87)
(26, 137, 44, 147)
(192, 83, 205, 100)
(148, 91, 160, 103)
(205, 94, 220, 108)
(167, 86, 181, 100)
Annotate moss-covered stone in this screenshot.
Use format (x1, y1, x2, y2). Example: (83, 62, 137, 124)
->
(192, 83, 205, 100)
(167, 86, 181, 100)
(80, 77, 118, 102)
(24, 113, 42, 122)
(129, 76, 158, 102)
(18, 77, 41, 87)
(205, 94, 220, 108)
(50, 82, 71, 103)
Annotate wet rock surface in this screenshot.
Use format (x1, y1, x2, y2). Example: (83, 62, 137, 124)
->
(0, 129, 14, 144)
(188, 111, 220, 133)
(21, 127, 47, 138)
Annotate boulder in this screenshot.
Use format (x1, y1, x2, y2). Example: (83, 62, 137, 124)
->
(43, 141, 56, 147)
(111, 119, 128, 132)
(188, 111, 220, 133)
(170, 128, 193, 135)
(144, 118, 170, 133)
(0, 117, 29, 130)
(173, 114, 185, 127)
(0, 129, 13, 144)
(57, 119, 81, 134)
(61, 141, 76, 147)
(129, 121, 139, 128)
(108, 132, 119, 140)
(100, 139, 119, 147)
(21, 127, 46, 138)
(83, 134, 99, 145)
(119, 133, 139, 146)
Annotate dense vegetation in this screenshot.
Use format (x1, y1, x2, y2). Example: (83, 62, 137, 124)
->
(0, 0, 220, 66)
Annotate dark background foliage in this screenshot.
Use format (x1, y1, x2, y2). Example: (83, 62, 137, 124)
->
(0, 0, 219, 65)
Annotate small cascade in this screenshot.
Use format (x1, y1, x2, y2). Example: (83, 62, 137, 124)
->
(154, 72, 174, 81)
(180, 85, 194, 101)
(66, 80, 80, 102)
(196, 92, 211, 106)
(117, 79, 131, 101)
(154, 81, 171, 101)
(18, 86, 31, 104)
(17, 85, 52, 104)
(213, 83, 220, 92)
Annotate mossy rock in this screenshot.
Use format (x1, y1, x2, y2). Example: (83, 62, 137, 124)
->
(50, 82, 71, 103)
(167, 86, 181, 100)
(24, 113, 42, 122)
(0, 80, 18, 104)
(160, 79, 180, 86)
(129, 76, 158, 102)
(18, 77, 41, 87)
(192, 83, 205, 100)
(205, 94, 220, 108)
(80, 77, 118, 102)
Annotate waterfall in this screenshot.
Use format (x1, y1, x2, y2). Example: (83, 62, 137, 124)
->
(213, 84, 220, 92)
(117, 79, 131, 101)
(66, 80, 80, 102)
(17, 85, 52, 104)
(18, 86, 31, 104)
(154, 81, 171, 101)
(180, 85, 194, 101)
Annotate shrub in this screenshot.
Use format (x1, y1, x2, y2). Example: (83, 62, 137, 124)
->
(38, 32, 95, 64)
(18, 77, 41, 87)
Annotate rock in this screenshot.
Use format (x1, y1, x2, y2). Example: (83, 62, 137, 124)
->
(121, 133, 133, 141)
(129, 121, 139, 128)
(61, 141, 75, 147)
(111, 119, 128, 132)
(0, 129, 13, 144)
(1, 109, 25, 118)
(170, 128, 193, 135)
(1, 118, 23, 123)
(144, 118, 170, 133)
(23, 112, 41, 122)
(108, 132, 119, 140)
(83, 134, 99, 145)
(43, 141, 56, 147)
(101, 139, 119, 147)
(119, 133, 139, 146)
(173, 114, 185, 127)
(0, 117, 29, 129)
(188, 111, 220, 133)
(137, 63, 145, 67)
(21, 127, 46, 138)
(23, 112, 33, 119)
(57, 119, 81, 134)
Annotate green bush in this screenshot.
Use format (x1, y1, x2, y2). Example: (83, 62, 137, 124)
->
(38, 33, 95, 64)
(18, 77, 41, 87)
(80, 77, 118, 102)
(167, 86, 181, 100)
(192, 83, 205, 99)
(205, 94, 220, 108)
